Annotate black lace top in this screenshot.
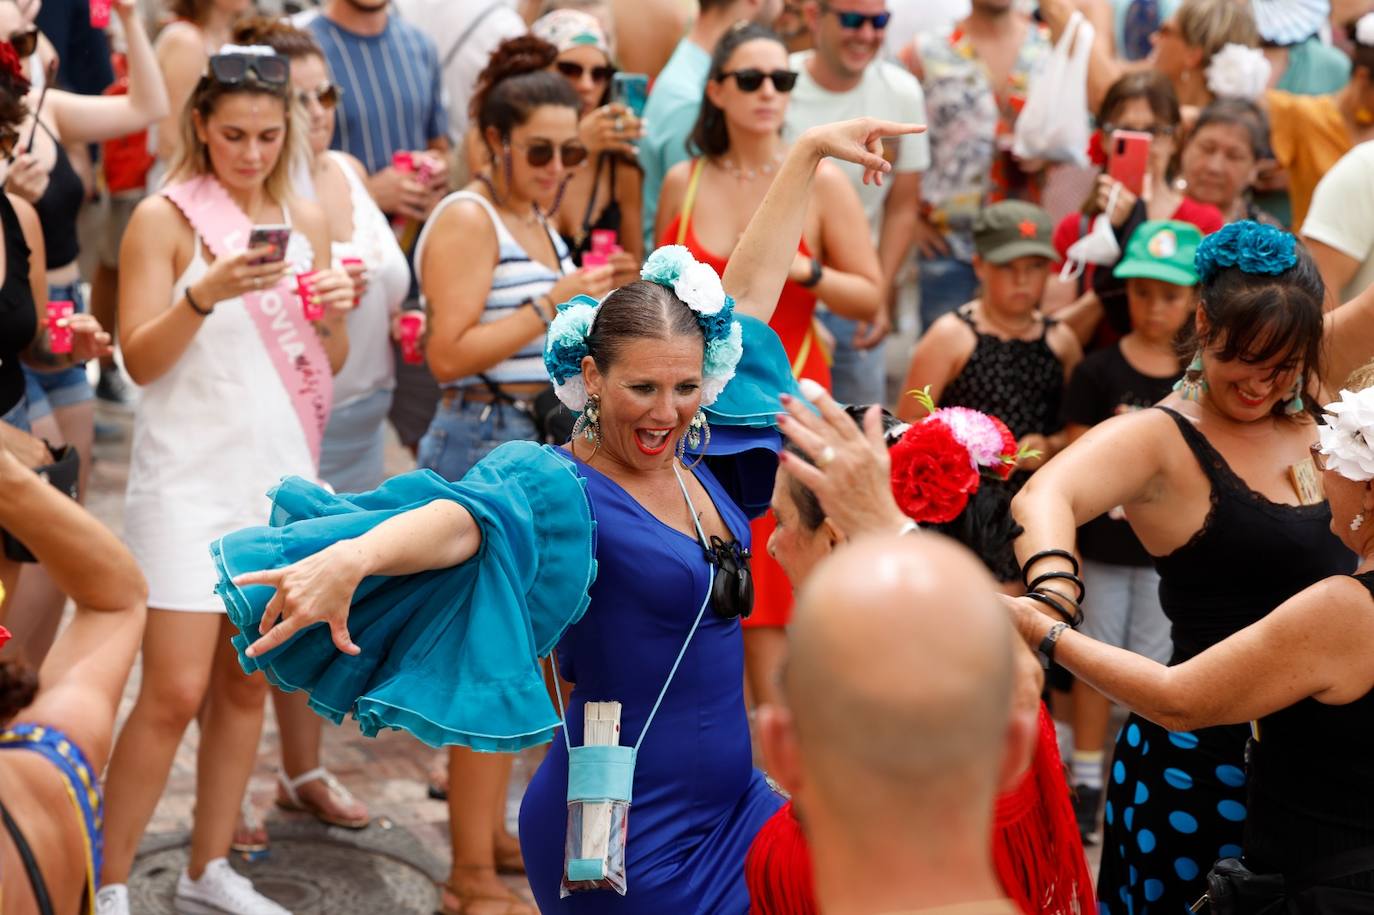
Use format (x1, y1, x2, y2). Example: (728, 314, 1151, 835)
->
(1242, 571, 1374, 888)
(938, 306, 1065, 440)
(1152, 407, 1352, 664)
(561, 154, 622, 268)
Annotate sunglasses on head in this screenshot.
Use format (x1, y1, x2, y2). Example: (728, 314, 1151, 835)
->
(296, 81, 341, 110)
(718, 68, 798, 92)
(208, 53, 290, 90)
(822, 6, 892, 30)
(555, 60, 615, 83)
(8, 27, 36, 59)
(511, 138, 588, 168)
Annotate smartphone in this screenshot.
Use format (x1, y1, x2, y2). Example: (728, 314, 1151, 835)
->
(247, 224, 291, 265)
(1108, 130, 1152, 198)
(610, 73, 648, 119)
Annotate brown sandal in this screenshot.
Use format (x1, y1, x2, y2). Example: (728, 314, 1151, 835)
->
(435, 867, 535, 915)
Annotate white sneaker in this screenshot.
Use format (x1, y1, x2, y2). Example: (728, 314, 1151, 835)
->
(95, 884, 129, 915)
(175, 858, 291, 915)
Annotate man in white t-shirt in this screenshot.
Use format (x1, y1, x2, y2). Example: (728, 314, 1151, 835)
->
(783, 0, 930, 405)
(1302, 141, 1374, 307)
(393, 0, 527, 147)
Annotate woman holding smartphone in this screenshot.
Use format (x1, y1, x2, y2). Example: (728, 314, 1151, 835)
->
(95, 47, 354, 915)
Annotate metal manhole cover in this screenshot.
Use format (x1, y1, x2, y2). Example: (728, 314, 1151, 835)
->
(130, 823, 443, 914)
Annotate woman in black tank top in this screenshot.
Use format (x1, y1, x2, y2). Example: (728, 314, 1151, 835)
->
(1009, 223, 1374, 913)
(1007, 368, 1374, 908)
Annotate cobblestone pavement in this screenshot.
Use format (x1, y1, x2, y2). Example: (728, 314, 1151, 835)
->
(86, 403, 537, 912)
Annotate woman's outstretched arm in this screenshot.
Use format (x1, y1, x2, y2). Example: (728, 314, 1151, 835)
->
(723, 118, 923, 324)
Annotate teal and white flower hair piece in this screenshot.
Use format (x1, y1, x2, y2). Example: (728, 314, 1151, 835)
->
(543, 245, 744, 412)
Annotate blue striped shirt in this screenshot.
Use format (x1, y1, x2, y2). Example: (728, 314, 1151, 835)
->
(415, 192, 573, 388)
(297, 11, 449, 175)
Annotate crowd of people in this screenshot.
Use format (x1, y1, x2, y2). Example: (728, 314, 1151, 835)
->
(2, 0, 1374, 913)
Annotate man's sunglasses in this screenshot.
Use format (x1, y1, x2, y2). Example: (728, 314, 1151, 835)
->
(8, 27, 37, 59)
(512, 139, 588, 168)
(555, 60, 615, 84)
(718, 68, 799, 93)
(823, 7, 892, 30)
(296, 82, 342, 110)
(208, 53, 290, 90)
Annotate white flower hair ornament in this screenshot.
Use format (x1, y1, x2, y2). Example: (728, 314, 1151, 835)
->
(1206, 44, 1271, 102)
(1317, 388, 1374, 482)
(543, 245, 743, 413)
(1357, 12, 1374, 48)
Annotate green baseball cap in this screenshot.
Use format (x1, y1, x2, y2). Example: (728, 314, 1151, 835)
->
(973, 201, 1057, 265)
(1113, 220, 1202, 287)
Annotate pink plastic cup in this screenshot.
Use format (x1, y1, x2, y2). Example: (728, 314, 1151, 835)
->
(90, 0, 111, 28)
(590, 229, 617, 257)
(582, 251, 609, 268)
(47, 300, 74, 353)
(297, 272, 324, 321)
(391, 151, 415, 174)
(398, 312, 424, 364)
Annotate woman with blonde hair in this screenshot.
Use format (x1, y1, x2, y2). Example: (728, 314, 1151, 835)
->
(95, 46, 355, 915)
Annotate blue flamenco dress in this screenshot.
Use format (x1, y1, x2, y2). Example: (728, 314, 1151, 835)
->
(211, 316, 796, 913)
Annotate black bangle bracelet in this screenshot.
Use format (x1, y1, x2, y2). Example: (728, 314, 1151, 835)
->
(1025, 589, 1084, 629)
(1028, 570, 1086, 604)
(184, 286, 212, 317)
(1021, 548, 1080, 587)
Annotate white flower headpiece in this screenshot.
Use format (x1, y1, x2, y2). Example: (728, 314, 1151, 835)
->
(543, 246, 743, 413)
(1357, 12, 1374, 48)
(1317, 388, 1374, 482)
(1206, 44, 1271, 102)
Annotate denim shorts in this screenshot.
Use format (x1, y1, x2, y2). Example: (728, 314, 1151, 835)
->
(23, 281, 94, 421)
(2, 396, 31, 432)
(816, 310, 887, 406)
(319, 387, 394, 494)
(417, 392, 538, 483)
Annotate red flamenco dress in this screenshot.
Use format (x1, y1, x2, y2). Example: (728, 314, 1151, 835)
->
(660, 158, 829, 631)
(746, 703, 1095, 915)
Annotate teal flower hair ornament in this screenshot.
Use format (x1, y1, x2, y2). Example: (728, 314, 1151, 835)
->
(1194, 220, 1297, 283)
(543, 247, 745, 413)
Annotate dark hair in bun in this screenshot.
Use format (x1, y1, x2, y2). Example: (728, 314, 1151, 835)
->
(471, 35, 579, 139)
(0, 659, 38, 725)
(231, 16, 324, 60)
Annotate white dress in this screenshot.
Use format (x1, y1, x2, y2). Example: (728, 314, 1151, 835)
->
(124, 226, 317, 612)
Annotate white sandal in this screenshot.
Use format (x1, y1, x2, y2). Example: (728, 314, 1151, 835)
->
(275, 766, 370, 829)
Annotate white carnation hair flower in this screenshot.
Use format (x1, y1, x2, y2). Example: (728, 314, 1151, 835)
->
(1358, 12, 1374, 48)
(1206, 44, 1271, 102)
(1318, 388, 1374, 482)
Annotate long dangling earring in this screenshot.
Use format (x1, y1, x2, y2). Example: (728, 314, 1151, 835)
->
(1283, 378, 1306, 416)
(572, 394, 601, 458)
(676, 409, 711, 463)
(501, 138, 515, 198)
(1352, 511, 1366, 533)
(1174, 351, 1208, 401)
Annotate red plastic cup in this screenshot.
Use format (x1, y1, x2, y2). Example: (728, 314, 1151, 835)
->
(297, 272, 324, 321)
(48, 300, 74, 353)
(90, 0, 111, 28)
(590, 229, 617, 257)
(582, 251, 609, 268)
(391, 151, 415, 174)
(398, 312, 424, 364)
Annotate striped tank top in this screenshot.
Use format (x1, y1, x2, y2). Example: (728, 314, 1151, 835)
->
(415, 190, 573, 388)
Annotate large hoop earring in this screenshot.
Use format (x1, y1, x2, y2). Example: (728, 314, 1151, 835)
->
(572, 394, 601, 459)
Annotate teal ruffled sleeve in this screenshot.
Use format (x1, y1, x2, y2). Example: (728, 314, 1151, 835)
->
(694, 315, 806, 517)
(211, 442, 596, 752)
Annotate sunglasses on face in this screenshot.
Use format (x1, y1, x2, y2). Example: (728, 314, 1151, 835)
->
(208, 53, 290, 90)
(8, 27, 36, 59)
(822, 6, 891, 30)
(296, 82, 341, 110)
(555, 60, 615, 83)
(718, 68, 799, 93)
(512, 139, 588, 168)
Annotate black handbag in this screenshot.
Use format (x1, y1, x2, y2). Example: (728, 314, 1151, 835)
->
(1, 443, 80, 562)
(477, 374, 574, 446)
(1198, 846, 1374, 915)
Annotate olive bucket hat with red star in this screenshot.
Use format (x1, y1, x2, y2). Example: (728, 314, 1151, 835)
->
(973, 200, 1058, 265)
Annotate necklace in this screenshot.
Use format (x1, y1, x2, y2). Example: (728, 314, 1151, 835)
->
(474, 172, 565, 226)
(719, 151, 783, 182)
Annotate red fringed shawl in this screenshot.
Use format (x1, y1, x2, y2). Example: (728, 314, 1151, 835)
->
(745, 703, 1094, 915)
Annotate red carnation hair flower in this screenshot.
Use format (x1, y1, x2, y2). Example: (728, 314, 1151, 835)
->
(987, 415, 1019, 480)
(888, 418, 980, 524)
(0, 42, 29, 93)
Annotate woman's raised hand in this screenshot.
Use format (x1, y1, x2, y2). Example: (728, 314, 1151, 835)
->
(580, 103, 642, 158)
(305, 266, 359, 314)
(552, 263, 614, 304)
(6, 153, 51, 204)
(798, 118, 926, 187)
(234, 542, 368, 658)
(195, 247, 292, 307)
(63, 312, 114, 363)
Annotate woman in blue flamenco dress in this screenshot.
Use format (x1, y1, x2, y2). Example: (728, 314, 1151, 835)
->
(208, 118, 923, 914)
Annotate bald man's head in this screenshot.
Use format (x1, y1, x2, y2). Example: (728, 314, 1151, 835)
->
(778, 533, 1017, 812)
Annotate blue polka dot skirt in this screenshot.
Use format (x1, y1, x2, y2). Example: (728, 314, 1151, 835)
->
(1097, 714, 1250, 914)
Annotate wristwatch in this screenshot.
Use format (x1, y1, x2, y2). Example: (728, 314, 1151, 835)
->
(798, 257, 823, 289)
(1037, 621, 1069, 668)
